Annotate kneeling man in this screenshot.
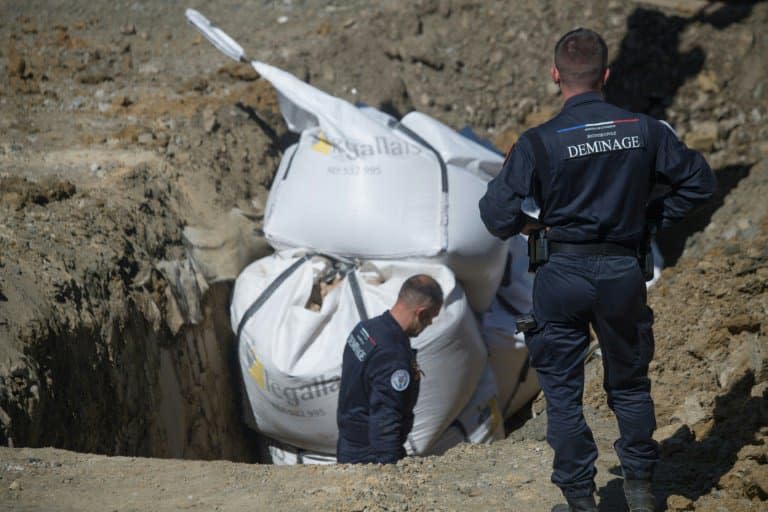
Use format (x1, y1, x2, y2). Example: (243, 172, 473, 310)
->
(336, 274, 443, 463)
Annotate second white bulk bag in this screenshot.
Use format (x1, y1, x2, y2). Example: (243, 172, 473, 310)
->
(231, 250, 487, 454)
(493, 235, 535, 317)
(481, 319, 541, 419)
(481, 235, 540, 418)
(426, 364, 505, 455)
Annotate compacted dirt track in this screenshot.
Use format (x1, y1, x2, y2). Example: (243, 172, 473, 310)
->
(0, 0, 766, 510)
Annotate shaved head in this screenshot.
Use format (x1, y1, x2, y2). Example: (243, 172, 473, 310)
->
(554, 28, 608, 89)
(391, 274, 443, 337)
(397, 274, 443, 310)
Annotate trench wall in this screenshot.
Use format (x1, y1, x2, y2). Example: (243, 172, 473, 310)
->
(0, 282, 259, 461)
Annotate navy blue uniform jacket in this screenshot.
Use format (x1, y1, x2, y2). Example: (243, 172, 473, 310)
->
(479, 91, 716, 242)
(337, 311, 420, 464)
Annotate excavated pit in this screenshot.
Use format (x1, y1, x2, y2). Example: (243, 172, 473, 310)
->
(1, 278, 262, 462)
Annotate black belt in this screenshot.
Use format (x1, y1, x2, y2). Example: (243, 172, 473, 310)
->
(549, 241, 637, 257)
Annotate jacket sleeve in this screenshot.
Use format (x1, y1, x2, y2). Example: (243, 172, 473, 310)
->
(479, 134, 538, 239)
(647, 121, 717, 228)
(366, 350, 412, 463)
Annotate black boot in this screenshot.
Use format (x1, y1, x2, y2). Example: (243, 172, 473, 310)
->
(624, 479, 655, 512)
(550, 495, 598, 512)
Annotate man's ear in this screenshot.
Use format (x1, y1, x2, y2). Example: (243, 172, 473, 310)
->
(602, 67, 610, 85)
(420, 303, 441, 321)
(414, 304, 429, 318)
(551, 65, 561, 85)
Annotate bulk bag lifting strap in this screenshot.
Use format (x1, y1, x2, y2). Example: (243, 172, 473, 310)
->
(235, 253, 370, 345)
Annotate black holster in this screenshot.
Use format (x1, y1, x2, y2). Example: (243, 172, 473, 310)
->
(527, 229, 549, 272)
(515, 314, 537, 334)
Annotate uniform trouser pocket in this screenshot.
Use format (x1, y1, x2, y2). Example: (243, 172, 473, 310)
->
(523, 323, 551, 370)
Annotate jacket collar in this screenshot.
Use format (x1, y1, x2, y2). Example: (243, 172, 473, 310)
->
(563, 91, 605, 110)
(383, 310, 409, 341)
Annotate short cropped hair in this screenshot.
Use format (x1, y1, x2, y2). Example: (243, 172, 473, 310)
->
(397, 274, 443, 310)
(554, 28, 608, 89)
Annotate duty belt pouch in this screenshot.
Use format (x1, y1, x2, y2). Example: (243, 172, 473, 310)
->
(527, 229, 549, 272)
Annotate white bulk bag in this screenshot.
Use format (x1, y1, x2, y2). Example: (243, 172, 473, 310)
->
(231, 251, 486, 454)
(267, 142, 506, 313)
(232, 252, 348, 453)
(399, 111, 505, 177)
(259, 61, 445, 259)
(256, 59, 507, 312)
(266, 365, 502, 465)
(426, 364, 504, 455)
(264, 127, 445, 259)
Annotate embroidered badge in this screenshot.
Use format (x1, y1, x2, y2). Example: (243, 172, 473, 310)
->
(346, 325, 376, 362)
(390, 369, 410, 391)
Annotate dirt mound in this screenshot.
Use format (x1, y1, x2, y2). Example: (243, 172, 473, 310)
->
(0, 0, 767, 510)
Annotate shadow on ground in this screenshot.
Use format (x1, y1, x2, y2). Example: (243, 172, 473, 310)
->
(606, 2, 759, 119)
(653, 371, 767, 509)
(606, 2, 762, 267)
(597, 474, 626, 511)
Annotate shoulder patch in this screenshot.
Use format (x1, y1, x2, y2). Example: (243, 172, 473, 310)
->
(390, 369, 410, 391)
(346, 324, 376, 362)
(557, 118, 646, 160)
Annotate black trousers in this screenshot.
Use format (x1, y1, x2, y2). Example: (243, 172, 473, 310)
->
(525, 253, 658, 499)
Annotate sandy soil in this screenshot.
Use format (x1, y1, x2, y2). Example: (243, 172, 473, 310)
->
(0, 0, 766, 510)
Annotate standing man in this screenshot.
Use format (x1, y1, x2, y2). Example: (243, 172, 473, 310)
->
(479, 29, 716, 512)
(337, 274, 443, 464)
